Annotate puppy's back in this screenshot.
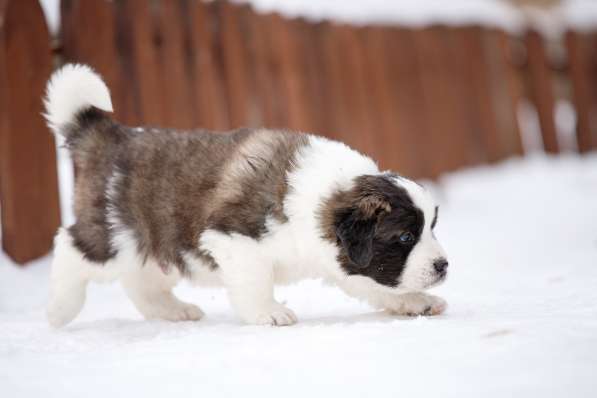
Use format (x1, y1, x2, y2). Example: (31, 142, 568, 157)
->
(43, 64, 309, 275)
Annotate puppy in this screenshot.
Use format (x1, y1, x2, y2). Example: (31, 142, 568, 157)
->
(45, 64, 449, 327)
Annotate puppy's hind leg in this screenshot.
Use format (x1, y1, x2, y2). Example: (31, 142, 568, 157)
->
(47, 228, 98, 328)
(385, 292, 447, 316)
(120, 261, 204, 322)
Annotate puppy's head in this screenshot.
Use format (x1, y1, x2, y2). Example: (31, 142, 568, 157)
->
(324, 174, 447, 291)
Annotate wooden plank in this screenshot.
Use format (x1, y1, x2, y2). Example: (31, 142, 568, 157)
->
(234, 4, 262, 127)
(413, 27, 472, 176)
(118, 0, 164, 126)
(249, 12, 290, 129)
(352, 26, 383, 160)
(444, 27, 482, 168)
(219, 1, 254, 128)
(361, 26, 416, 175)
(525, 30, 558, 153)
(61, 0, 140, 125)
(268, 15, 314, 133)
(294, 19, 328, 136)
(566, 30, 597, 152)
(484, 30, 524, 159)
(359, 26, 393, 170)
(186, 0, 230, 130)
(383, 27, 431, 178)
(0, 0, 60, 263)
(449, 27, 495, 165)
(336, 24, 378, 158)
(318, 23, 375, 155)
(319, 22, 349, 143)
(152, 0, 196, 129)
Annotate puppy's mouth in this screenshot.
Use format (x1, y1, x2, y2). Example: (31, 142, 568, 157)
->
(427, 271, 447, 288)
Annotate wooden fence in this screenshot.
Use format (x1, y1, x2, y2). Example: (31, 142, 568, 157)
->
(1, 0, 596, 264)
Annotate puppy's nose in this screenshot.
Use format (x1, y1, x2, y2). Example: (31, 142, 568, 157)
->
(433, 258, 449, 273)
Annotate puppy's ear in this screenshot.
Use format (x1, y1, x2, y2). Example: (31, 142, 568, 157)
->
(335, 195, 391, 268)
(358, 195, 391, 218)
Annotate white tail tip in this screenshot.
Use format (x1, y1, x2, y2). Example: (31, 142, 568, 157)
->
(44, 64, 113, 134)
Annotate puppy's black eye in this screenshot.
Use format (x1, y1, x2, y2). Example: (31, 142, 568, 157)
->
(398, 232, 415, 244)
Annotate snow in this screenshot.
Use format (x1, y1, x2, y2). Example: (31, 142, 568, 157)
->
(560, 0, 597, 31)
(36, 0, 597, 38)
(234, 0, 523, 31)
(38, 0, 60, 36)
(2, 153, 597, 397)
(234, 0, 597, 34)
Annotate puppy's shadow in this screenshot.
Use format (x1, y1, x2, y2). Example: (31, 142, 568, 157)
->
(299, 311, 414, 326)
(62, 311, 418, 341)
(64, 317, 202, 344)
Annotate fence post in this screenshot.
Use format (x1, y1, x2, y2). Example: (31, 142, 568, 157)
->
(219, 1, 254, 128)
(61, 0, 138, 125)
(0, 0, 60, 264)
(491, 31, 524, 159)
(187, 0, 230, 131)
(566, 30, 597, 152)
(414, 27, 473, 176)
(524, 30, 559, 153)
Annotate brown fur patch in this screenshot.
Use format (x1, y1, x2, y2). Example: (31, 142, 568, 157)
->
(67, 110, 126, 262)
(66, 109, 309, 274)
(205, 129, 309, 237)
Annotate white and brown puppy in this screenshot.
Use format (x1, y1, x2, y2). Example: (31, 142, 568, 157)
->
(45, 64, 449, 327)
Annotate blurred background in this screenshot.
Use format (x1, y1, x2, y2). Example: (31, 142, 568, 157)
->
(0, 0, 596, 264)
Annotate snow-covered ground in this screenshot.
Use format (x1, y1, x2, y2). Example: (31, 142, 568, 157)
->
(1, 154, 596, 397)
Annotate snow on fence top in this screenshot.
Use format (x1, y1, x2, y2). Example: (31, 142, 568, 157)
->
(38, 0, 597, 37)
(235, 0, 523, 31)
(38, 0, 59, 34)
(233, 0, 597, 36)
(560, 0, 597, 30)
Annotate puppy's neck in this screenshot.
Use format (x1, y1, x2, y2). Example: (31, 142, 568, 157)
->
(284, 136, 379, 230)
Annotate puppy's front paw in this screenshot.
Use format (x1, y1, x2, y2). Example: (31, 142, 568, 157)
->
(249, 303, 298, 326)
(387, 292, 447, 316)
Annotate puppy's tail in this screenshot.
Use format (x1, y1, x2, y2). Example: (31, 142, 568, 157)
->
(44, 64, 113, 138)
